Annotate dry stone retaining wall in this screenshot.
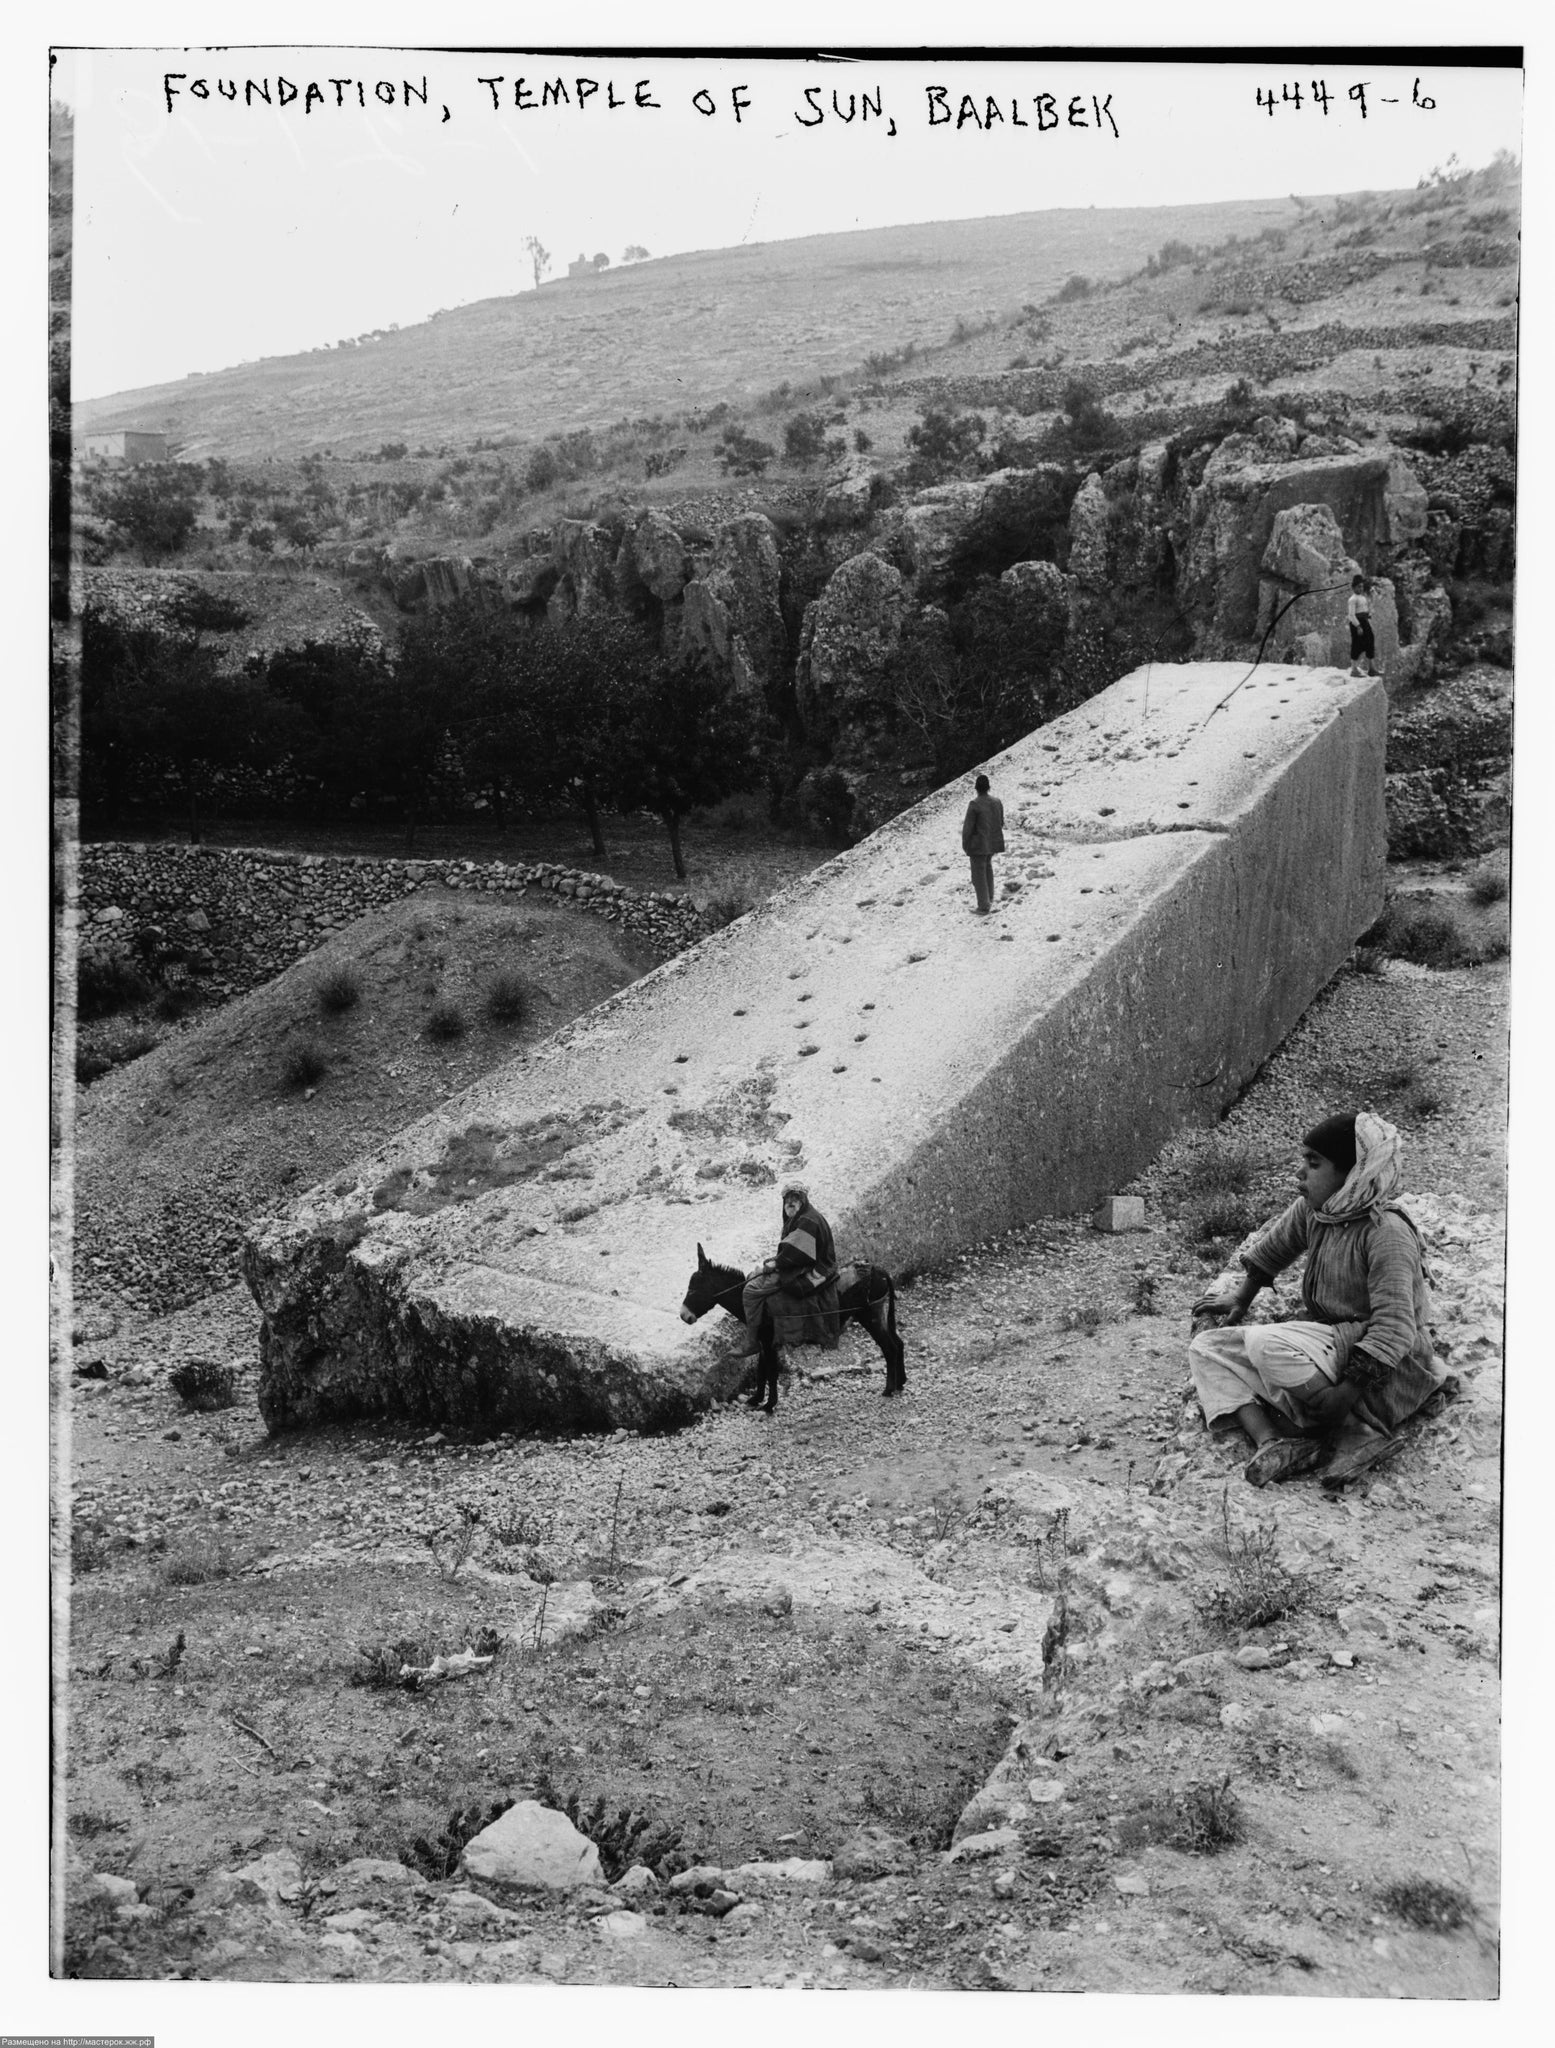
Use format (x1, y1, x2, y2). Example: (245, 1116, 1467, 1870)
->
(77, 843, 707, 996)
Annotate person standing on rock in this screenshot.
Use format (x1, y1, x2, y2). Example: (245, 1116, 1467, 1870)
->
(1347, 573, 1378, 678)
(961, 773, 1005, 916)
(1187, 1111, 1452, 1488)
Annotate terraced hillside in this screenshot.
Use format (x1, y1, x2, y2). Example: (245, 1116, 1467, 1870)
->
(74, 198, 1300, 460)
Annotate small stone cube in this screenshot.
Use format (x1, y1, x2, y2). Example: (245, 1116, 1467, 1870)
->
(1091, 1195, 1146, 1233)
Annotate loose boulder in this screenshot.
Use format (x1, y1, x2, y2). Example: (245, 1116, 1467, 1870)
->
(460, 1801, 604, 1890)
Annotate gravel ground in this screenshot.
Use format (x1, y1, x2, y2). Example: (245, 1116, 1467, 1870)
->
(60, 934, 1506, 1996)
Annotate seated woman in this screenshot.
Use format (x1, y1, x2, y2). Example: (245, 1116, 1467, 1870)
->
(740, 1181, 841, 1355)
(1190, 1111, 1450, 1487)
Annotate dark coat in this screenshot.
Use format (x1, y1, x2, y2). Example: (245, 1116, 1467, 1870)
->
(962, 793, 1005, 857)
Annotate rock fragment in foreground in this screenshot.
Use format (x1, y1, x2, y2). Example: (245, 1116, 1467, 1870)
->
(244, 662, 1385, 1435)
(460, 1802, 604, 1890)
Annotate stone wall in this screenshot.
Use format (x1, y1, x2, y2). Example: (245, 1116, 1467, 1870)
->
(77, 843, 708, 996)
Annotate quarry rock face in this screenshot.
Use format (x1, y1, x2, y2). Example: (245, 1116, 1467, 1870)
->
(881, 467, 1069, 599)
(1183, 447, 1429, 653)
(1067, 474, 1111, 590)
(245, 662, 1386, 1437)
(795, 550, 910, 743)
(1256, 503, 1400, 675)
(678, 514, 787, 703)
(548, 520, 617, 619)
(617, 509, 691, 605)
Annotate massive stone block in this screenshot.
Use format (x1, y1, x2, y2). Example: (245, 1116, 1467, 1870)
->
(244, 663, 1386, 1436)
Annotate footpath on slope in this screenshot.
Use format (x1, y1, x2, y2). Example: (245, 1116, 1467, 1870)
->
(245, 661, 1387, 1435)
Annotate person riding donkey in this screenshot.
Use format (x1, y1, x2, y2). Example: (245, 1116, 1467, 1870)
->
(739, 1181, 842, 1362)
(1189, 1111, 1453, 1488)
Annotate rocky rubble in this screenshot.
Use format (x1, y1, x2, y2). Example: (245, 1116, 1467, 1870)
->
(77, 843, 709, 997)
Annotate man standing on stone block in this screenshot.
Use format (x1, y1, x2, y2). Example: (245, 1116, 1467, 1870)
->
(962, 773, 1005, 915)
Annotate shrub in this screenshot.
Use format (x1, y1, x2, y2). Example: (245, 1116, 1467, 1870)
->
(782, 412, 828, 466)
(425, 999, 466, 1042)
(1172, 1777, 1247, 1853)
(702, 891, 752, 930)
(526, 445, 560, 492)
(283, 1041, 328, 1090)
(904, 404, 986, 482)
(1182, 1135, 1262, 1198)
(1365, 898, 1467, 969)
(101, 464, 204, 558)
(317, 965, 362, 1014)
(1190, 1190, 1262, 1246)
(1380, 1878, 1473, 1931)
(1056, 273, 1093, 301)
(1467, 858, 1509, 906)
(714, 426, 775, 477)
(1044, 379, 1124, 456)
(853, 427, 872, 454)
(404, 1798, 516, 1878)
(168, 1358, 236, 1411)
(484, 973, 527, 1025)
(153, 983, 201, 1023)
(1197, 1487, 1312, 1632)
(77, 952, 153, 1021)
(534, 1780, 691, 1883)
(161, 1538, 237, 1585)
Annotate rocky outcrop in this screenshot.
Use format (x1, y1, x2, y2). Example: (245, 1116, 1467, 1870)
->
(1255, 503, 1399, 674)
(1384, 668, 1513, 856)
(1181, 444, 1431, 654)
(821, 466, 882, 528)
(794, 551, 909, 747)
(548, 520, 617, 619)
(616, 509, 691, 605)
(879, 466, 1070, 598)
(676, 513, 787, 703)
(1066, 474, 1110, 590)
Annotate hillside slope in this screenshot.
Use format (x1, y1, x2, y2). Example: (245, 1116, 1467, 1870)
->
(74, 199, 1297, 458)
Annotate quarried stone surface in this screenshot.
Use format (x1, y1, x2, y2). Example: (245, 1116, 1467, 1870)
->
(244, 663, 1385, 1435)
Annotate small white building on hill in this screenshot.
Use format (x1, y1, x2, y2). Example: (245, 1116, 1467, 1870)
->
(82, 430, 169, 466)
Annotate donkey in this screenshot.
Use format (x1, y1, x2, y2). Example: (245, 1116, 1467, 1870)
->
(680, 1243, 907, 1414)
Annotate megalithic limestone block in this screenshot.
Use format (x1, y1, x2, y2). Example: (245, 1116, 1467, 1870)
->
(243, 663, 1386, 1436)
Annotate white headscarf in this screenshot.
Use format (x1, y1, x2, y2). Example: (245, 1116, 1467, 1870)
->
(1311, 1110, 1404, 1227)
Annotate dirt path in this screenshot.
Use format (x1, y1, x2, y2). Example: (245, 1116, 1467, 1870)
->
(60, 948, 1504, 1994)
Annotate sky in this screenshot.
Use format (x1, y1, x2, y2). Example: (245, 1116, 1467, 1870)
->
(53, 43, 1524, 399)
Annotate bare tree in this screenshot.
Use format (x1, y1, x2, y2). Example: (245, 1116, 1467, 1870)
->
(523, 235, 551, 290)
